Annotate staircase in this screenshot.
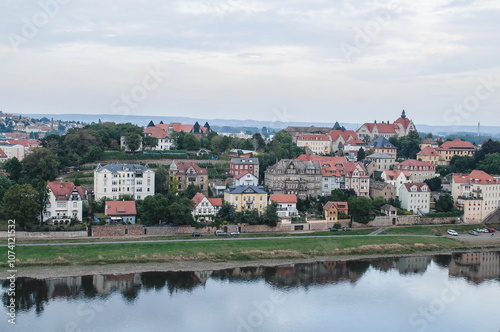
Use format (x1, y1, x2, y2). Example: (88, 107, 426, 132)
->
(482, 206, 500, 224)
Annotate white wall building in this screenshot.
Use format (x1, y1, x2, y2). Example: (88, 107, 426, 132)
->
(44, 182, 84, 225)
(398, 183, 431, 215)
(94, 164, 155, 200)
(234, 172, 259, 186)
(269, 194, 298, 223)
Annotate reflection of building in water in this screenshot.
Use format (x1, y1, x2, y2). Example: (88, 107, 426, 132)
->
(93, 273, 142, 295)
(194, 270, 213, 284)
(449, 252, 500, 283)
(46, 277, 82, 299)
(396, 256, 431, 274)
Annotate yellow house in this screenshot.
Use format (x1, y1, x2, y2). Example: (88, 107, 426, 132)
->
(417, 146, 440, 165)
(435, 139, 476, 165)
(224, 185, 268, 214)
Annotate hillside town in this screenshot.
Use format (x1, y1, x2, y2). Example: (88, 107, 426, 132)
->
(1, 110, 500, 236)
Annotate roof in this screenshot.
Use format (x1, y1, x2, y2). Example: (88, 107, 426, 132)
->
(105, 201, 137, 216)
(191, 192, 207, 205)
(207, 198, 223, 206)
(234, 171, 258, 180)
(296, 134, 331, 141)
(47, 181, 84, 201)
(270, 194, 297, 204)
(396, 159, 435, 169)
(417, 146, 439, 156)
(328, 130, 358, 142)
(453, 170, 499, 185)
(437, 139, 475, 151)
(366, 152, 396, 159)
(323, 201, 349, 211)
(0, 148, 6, 158)
(225, 185, 267, 194)
(345, 138, 365, 145)
(95, 164, 151, 174)
(381, 204, 397, 211)
(231, 158, 259, 165)
(421, 138, 437, 145)
(402, 183, 429, 192)
(394, 116, 412, 130)
(171, 161, 208, 175)
(383, 170, 412, 181)
(370, 181, 392, 190)
(144, 126, 170, 139)
(367, 137, 397, 150)
(343, 161, 367, 175)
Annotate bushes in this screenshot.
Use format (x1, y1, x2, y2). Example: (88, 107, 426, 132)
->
(422, 211, 464, 218)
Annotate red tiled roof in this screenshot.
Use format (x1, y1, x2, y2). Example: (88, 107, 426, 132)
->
(191, 192, 207, 205)
(402, 183, 429, 192)
(144, 126, 169, 139)
(437, 139, 475, 151)
(397, 159, 435, 168)
(394, 117, 411, 130)
(0, 148, 7, 158)
(174, 161, 208, 175)
(297, 134, 331, 141)
(453, 170, 498, 185)
(105, 201, 137, 216)
(328, 130, 358, 142)
(376, 123, 397, 133)
(323, 201, 349, 211)
(296, 154, 346, 164)
(234, 171, 256, 179)
(47, 182, 84, 201)
(270, 194, 297, 204)
(208, 198, 223, 206)
(417, 146, 438, 156)
(345, 138, 365, 145)
(383, 170, 412, 180)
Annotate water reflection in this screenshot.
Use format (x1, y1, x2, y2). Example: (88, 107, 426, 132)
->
(2, 251, 499, 316)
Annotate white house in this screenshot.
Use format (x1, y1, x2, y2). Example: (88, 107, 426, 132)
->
(44, 181, 84, 225)
(366, 152, 396, 171)
(381, 170, 413, 192)
(398, 183, 431, 215)
(234, 172, 259, 186)
(269, 194, 298, 223)
(94, 164, 155, 200)
(192, 192, 223, 222)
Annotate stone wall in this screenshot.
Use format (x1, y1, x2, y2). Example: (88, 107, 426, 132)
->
(419, 217, 460, 225)
(368, 215, 419, 227)
(143, 226, 177, 236)
(0, 231, 87, 239)
(91, 225, 144, 237)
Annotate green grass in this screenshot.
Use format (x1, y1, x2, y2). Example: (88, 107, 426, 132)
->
(9, 236, 464, 266)
(381, 224, 486, 235)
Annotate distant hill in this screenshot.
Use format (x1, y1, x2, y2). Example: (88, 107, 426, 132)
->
(19, 113, 500, 137)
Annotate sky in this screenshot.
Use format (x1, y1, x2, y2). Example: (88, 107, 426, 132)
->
(1, 0, 500, 127)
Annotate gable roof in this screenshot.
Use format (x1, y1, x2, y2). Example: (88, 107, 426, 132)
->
(105, 201, 137, 216)
(396, 159, 434, 169)
(328, 130, 358, 142)
(270, 194, 297, 204)
(0, 148, 6, 158)
(234, 171, 258, 180)
(367, 137, 397, 150)
(383, 170, 412, 181)
(172, 161, 208, 175)
(417, 146, 439, 156)
(437, 139, 475, 151)
(453, 170, 499, 185)
(296, 134, 331, 141)
(226, 185, 267, 194)
(144, 126, 170, 139)
(402, 183, 429, 192)
(208, 198, 223, 206)
(191, 192, 207, 205)
(47, 181, 84, 201)
(394, 116, 412, 130)
(323, 201, 349, 211)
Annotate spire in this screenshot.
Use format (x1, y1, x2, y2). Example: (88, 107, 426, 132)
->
(147, 120, 155, 127)
(401, 110, 406, 119)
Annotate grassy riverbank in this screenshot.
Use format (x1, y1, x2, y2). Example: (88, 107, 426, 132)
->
(8, 236, 477, 267)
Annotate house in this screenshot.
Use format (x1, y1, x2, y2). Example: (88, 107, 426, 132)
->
(365, 137, 398, 156)
(264, 159, 322, 199)
(284, 125, 332, 138)
(419, 138, 439, 150)
(328, 130, 359, 153)
(435, 139, 476, 165)
(169, 161, 208, 193)
(365, 152, 396, 171)
(0, 143, 25, 160)
(146, 120, 211, 139)
(381, 204, 397, 217)
(105, 201, 137, 224)
(369, 181, 396, 200)
(295, 134, 332, 155)
(417, 146, 440, 165)
(191, 192, 223, 222)
(381, 170, 413, 192)
(343, 161, 370, 197)
(94, 164, 155, 200)
(44, 181, 85, 225)
(143, 124, 173, 150)
(234, 172, 259, 186)
(452, 170, 500, 223)
(0, 148, 7, 162)
(269, 194, 299, 222)
(356, 110, 417, 140)
(224, 185, 268, 214)
(343, 138, 366, 161)
(296, 155, 348, 195)
(398, 183, 431, 215)
(323, 201, 349, 222)
(230, 158, 260, 178)
(395, 159, 436, 183)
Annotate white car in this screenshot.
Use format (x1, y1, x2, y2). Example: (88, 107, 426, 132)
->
(447, 229, 458, 236)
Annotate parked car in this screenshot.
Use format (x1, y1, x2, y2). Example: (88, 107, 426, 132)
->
(230, 231, 241, 236)
(447, 229, 458, 236)
(487, 228, 496, 233)
(192, 232, 202, 237)
(342, 227, 352, 231)
(496, 228, 500, 232)
(329, 227, 339, 232)
(474, 228, 488, 233)
(215, 230, 227, 236)
(468, 230, 478, 236)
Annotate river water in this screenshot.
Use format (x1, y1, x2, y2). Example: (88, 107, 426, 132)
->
(2, 251, 500, 332)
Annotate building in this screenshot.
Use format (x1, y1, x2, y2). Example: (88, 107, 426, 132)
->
(436, 139, 476, 165)
(105, 201, 137, 224)
(381, 170, 413, 192)
(234, 172, 259, 186)
(296, 134, 332, 155)
(169, 161, 208, 192)
(0, 143, 25, 160)
(230, 158, 260, 178)
(285, 125, 332, 138)
(343, 161, 370, 197)
(143, 125, 173, 150)
(146, 120, 211, 139)
(395, 159, 436, 183)
(264, 159, 322, 199)
(191, 192, 223, 222)
(452, 170, 500, 223)
(366, 152, 396, 171)
(328, 130, 359, 153)
(417, 146, 440, 165)
(356, 110, 417, 140)
(0, 148, 7, 162)
(419, 138, 439, 150)
(44, 181, 85, 225)
(323, 201, 349, 222)
(398, 183, 431, 215)
(94, 164, 155, 200)
(369, 181, 396, 200)
(269, 194, 299, 222)
(224, 185, 268, 214)
(365, 137, 398, 156)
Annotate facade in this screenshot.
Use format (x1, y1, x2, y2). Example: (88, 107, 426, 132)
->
(234, 172, 259, 186)
(94, 164, 155, 200)
(264, 159, 322, 199)
(296, 134, 332, 155)
(381, 170, 413, 192)
(224, 185, 268, 214)
(105, 201, 137, 224)
(230, 158, 260, 178)
(146, 121, 211, 139)
(366, 152, 396, 171)
(323, 201, 349, 222)
(436, 139, 476, 165)
(356, 110, 417, 140)
(365, 137, 398, 156)
(191, 192, 223, 222)
(0, 143, 25, 160)
(169, 161, 208, 192)
(143, 125, 173, 150)
(398, 183, 431, 214)
(395, 159, 436, 183)
(343, 161, 370, 197)
(417, 146, 440, 165)
(269, 194, 299, 222)
(452, 170, 500, 223)
(419, 138, 439, 150)
(328, 130, 359, 153)
(369, 181, 396, 200)
(44, 181, 85, 225)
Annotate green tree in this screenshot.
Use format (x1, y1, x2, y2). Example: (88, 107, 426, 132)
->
(262, 202, 280, 227)
(31, 178, 50, 225)
(475, 139, 500, 162)
(348, 196, 372, 223)
(424, 177, 442, 192)
(143, 135, 158, 149)
(2, 184, 40, 229)
(83, 146, 104, 163)
(183, 133, 201, 151)
(218, 202, 236, 222)
(172, 131, 186, 150)
(357, 147, 366, 161)
(22, 148, 60, 181)
(182, 184, 202, 200)
(124, 131, 142, 152)
(155, 167, 169, 194)
(477, 153, 500, 175)
(251, 133, 266, 151)
(435, 194, 454, 212)
(4, 157, 22, 182)
(140, 194, 170, 225)
(236, 209, 261, 225)
(0, 174, 12, 203)
(166, 198, 194, 225)
(450, 155, 475, 173)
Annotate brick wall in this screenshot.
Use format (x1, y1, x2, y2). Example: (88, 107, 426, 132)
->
(0, 231, 87, 239)
(143, 226, 177, 236)
(91, 225, 144, 237)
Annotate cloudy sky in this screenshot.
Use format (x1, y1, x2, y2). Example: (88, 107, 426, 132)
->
(1, 0, 500, 126)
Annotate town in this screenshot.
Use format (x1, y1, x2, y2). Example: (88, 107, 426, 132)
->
(2, 110, 500, 237)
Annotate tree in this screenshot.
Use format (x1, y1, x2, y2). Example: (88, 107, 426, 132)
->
(2, 184, 40, 229)
(124, 131, 142, 152)
(251, 133, 266, 151)
(143, 135, 158, 149)
(357, 147, 366, 161)
(83, 146, 103, 163)
(348, 196, 372, 223)
(435, 194, 454, 212)
(155, 167, 169, 194)
(262, 202, 280, 227)
(450, 155, 475, 173)
(0, 174, 11, 203)
(475, 139, 500, 162)
(236, 209, 261, 225)
(172, 131, 186, 150)
(4, 157, 22, 182)
(167, 198, 194, 225)
(218, 202, 236, 222)
(140, 194, 170, 225)
(182, 184, 202, 200)
(424, 177, 442, 192)
(183, 133, 200, 151)
(477, 153, 500, 175)
(22, 148, 60, 181)
(31, 178, 50, 225)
